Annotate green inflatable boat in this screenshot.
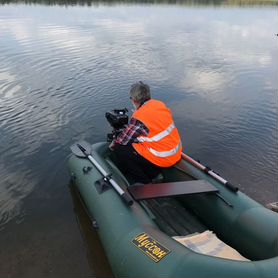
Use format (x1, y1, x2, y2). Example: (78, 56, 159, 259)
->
(68, 141, 278, 278)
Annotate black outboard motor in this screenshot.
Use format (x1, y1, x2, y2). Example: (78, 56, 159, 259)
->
(105, 108, 129, 142)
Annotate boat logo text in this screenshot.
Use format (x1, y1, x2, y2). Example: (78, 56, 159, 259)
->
(132, 233, 171, 262)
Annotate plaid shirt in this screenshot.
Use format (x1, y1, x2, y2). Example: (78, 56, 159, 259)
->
(115, 117, 149, 145)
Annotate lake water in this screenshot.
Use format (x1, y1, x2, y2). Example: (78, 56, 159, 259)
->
(0, 1, 277, 276)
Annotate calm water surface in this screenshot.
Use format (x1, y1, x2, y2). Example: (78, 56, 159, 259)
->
(0, 2, 277, 276)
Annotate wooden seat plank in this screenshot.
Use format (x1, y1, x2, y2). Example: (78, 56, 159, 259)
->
(128, 180, 218, 200)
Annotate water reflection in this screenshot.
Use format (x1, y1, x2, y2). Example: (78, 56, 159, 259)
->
(0, 0, 277, 227)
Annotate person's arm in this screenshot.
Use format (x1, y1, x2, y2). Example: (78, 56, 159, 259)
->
(109, 118, 148, 149)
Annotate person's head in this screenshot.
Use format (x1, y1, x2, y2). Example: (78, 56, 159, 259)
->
(129, 81, 151, 109)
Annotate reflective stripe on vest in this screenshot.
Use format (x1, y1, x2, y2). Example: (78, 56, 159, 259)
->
(148, 142, 182, 158)
(137, 123, 175, 143)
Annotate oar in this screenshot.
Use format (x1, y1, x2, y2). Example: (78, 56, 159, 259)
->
(70, 141, 134, 206)
(181, 153, 238, 192)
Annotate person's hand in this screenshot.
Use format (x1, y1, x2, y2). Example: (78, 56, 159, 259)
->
(109, 141, 115, 151)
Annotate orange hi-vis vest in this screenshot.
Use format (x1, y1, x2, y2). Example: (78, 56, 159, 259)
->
(132, 99, 182, 167)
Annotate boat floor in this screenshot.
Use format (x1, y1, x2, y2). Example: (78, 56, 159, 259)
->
(107, 153, 208, 237)
(143, 197, 207, 237)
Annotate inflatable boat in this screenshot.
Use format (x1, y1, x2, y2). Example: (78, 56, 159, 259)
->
(67, 141, 278, 278)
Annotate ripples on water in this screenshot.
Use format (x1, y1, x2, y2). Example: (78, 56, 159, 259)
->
(0, 1, 277, 239)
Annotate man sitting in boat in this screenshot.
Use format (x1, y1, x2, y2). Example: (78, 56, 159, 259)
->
(110, 81, 182, 184)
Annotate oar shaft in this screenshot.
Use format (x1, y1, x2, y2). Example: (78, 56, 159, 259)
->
(87, 155, 124, 195)
(182, 153, 238, 192)
(75, 143, 133, 205)
(87, 154, 133, 206)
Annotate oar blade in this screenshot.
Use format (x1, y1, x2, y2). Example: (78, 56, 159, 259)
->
(70, 140, 92, 157)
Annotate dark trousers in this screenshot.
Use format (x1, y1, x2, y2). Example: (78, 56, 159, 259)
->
(113, 144, 161, 184)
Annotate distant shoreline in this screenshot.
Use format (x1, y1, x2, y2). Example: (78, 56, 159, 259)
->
(1, 0, 277, 6)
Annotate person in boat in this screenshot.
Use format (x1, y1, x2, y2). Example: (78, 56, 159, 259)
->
(110, 81, 182, 184)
